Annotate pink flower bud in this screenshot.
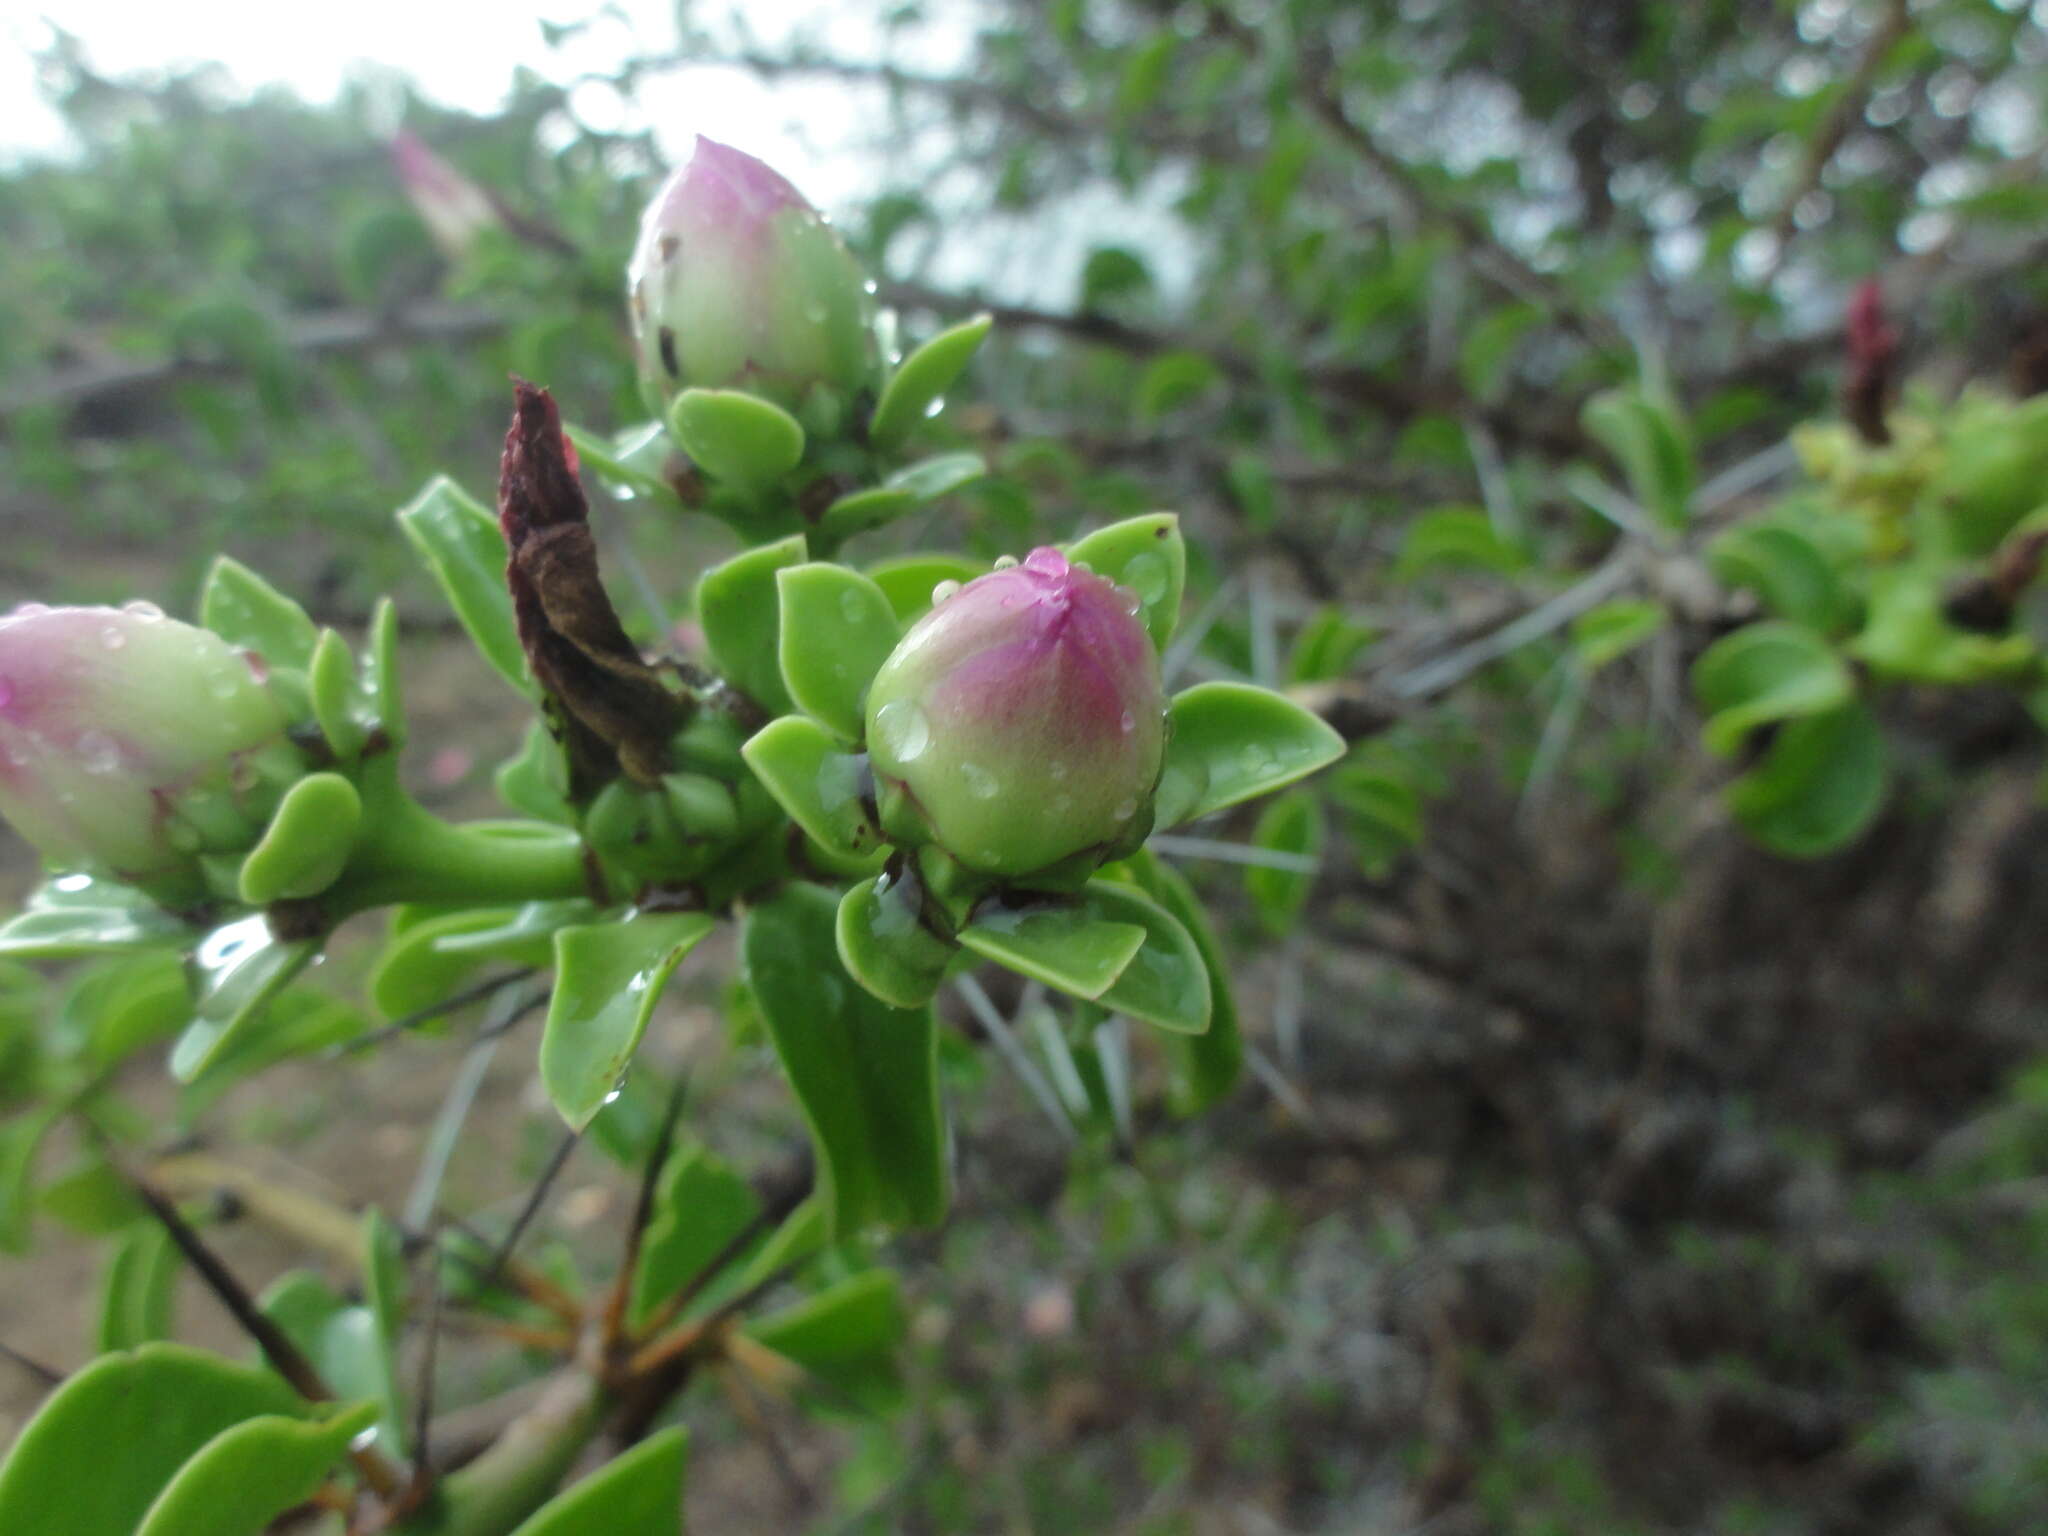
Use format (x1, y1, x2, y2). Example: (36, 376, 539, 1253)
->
(627, 135, 877, 415)
(864, 549, 1165, 877)
(390, 130, 501, 259)
(0, 605, 296, 891)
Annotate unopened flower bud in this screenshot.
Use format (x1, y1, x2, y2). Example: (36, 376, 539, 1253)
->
(627, 135, 877, 417)
(390, 130, 501, 259)
(0, 605, 299, 895)
(864, 549, 1165, 877)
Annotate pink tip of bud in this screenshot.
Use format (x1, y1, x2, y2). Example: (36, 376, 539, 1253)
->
(1846, 279, 1897, 367)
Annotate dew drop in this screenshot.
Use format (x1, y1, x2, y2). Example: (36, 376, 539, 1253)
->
(1119, 710, 1136, 734)
(992, 554, 1019, 571)
(873, 699, 929, 763)
(1048, 759, 1068, 781)
(53, 872, 93, 894)
(931, 579, 962, 605)
(76, 730, 120, 775)
(960, 761, 999, 799)
(122, 600, 164, 621)
(99, 625, 126, 651)
(1023, 548, 1067, 578)
(922, 395, 947, 419)
(10, 603, 50, 618)
(1112, 798, 1137, 822)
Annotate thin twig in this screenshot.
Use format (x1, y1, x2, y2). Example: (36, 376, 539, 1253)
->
(0, 1338, 62, 1389)
(409, 1258, 445, 1486)
(402, 1032, 507, 1234)
(954, 976, 1078, 1144)
(1149, 834, 1322, 874)
(337, 969, 537, 1057)
(1384, 555, 1637, 701)
(475, 1126, 582, 1296)
(633, 1156, 814, 1343)
(605, 1074, 692, 1344)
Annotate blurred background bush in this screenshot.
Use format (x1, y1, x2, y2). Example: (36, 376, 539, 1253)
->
(3, 0, 2048, 1530)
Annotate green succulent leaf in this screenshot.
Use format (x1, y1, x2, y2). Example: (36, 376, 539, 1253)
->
(238, 773, 362, 905)
(957, 901, 1147, 999)
(1330, 761, 1424, 877)
(1082, 880, 1211, 1034)
(541, 912, 716, 1130)
(776, 563, 902, 741)
(198, 557, 318, 671)
(0, 1106, 58, 1253)
(260, 1271, 407, 1459)
(745, 1269, 907, 1415)
(1571, 599, 1667, 672)
(1724, 701, 1889, 858)
(696, 535, 807, 715)
(834, 876, 956, 1009)
(1708, 524, 1847, 633)
(308, 628, 373, 761)
(630, 1144, 762, 1325)
(818, 452, 988, 542)
(1394, 507, 1528, 578)
(669, 387, 806, 491)
(397, 476, 534, 698)
(134, 1403, 377, 1536)
(506, 1426, 687, 1536)
(367, 599, 405, 751)
(171, 922, 320, 1082)
(97, 1222, 181, 1352)
(563, 420, 681, 507)
(866, 553, 990, 623)
(869, 312, 992, 449)
(1583, 381, 1693, 528)
(740, 716, 887, 864)
(1692, 621, 1854, 757)
(1244, 791, 1323, 936)
(745, 884, 947, 1235)
(0, 880, 192, 960)
(1064, 512, 1185, 649)
(1154, 682, 1347, 828)
(1113, 852, 1241, 1112)
(0, 1342, 308, 1536)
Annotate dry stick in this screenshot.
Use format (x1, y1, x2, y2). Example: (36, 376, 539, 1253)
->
(338, 969, 537, 1057)
(633, 1158, 814, 1344)
(603, 1074, 693, 1345)
(433, 1209, 585, 1326)
(0, 1338, 62, 1389)
(408, 1259, 446, 1489)
(130, 1179, 405, 1500)
(474, 1126, 582, 1295)
(717, 1360, 815, 1511)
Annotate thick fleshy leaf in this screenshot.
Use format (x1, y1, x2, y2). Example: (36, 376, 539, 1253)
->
(957, 900, 1146, 1000)
(135, 1403, 376, 1536)
(1114, 852, 1241, 1112)
(1709, 524, 1847, 633)
(834, 875, 955, 1009)
(865, 554, 988, 624)
(362, 1209, 407, 1412)
(260, 1272, 406, 1459)
(495, 723, 576, 825)
(745, 1269, 906, 1414)
(0, 877, 192, 960)
(1394, 507, 1528, 578)
(1079, 881, 1210, 1034)
(41, 1156, 146, 1235)
(563, 420, 682, 507)
(1692, 621, 1853, 757)
(745, 885, 947, 1234)
(0, 1343, 307, 1536)
(630, 1144, 762, 1325)
(61, 950, 189, 1067)
(308, 628, 374, 761)
(238, 773, 362, 905)
(1065, 513, 1185, 650)
(367, 599, 405, 750)
(696, 535, 806, 715)
(199, 557, 318, 671)
(0, 1106, 59, 1252)
(740, 717, 886, 864)
(1583, 382, 1693, 528)
(1244, 792, 1323, 937)
(170, 919, 320, 1082)
(669, 387, 805, 491)
(1724, 702, 1888, 858)
(179, 989, 367, 1111)
(506, 1425, 686, 1536)
(869, 313, 992, 449)
(776, 563, 901, 741)
(818, 452, 987, 542)
(541, 912, 716, 1129)
(97, 1223, 181, 1351)
(397, 476, 534, 698)
(1154, 682, 1346, 828)
(1571, 599, 1667, 672)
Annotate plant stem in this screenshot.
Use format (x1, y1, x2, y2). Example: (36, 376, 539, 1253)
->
(391, 1370, 606, 1536)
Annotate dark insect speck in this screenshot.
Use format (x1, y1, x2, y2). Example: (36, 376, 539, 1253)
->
(658, 326, 680, 380)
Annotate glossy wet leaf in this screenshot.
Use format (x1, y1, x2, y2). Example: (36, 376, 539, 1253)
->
(1724, 702, 1888, 858)
(563, 420, 681, 507)
(61, 949, 190, 1066)
(170, 921, 320, 1082)
(397, 476, 533, 698)
(0, 879, 192, 960)
(238, 772, 362, 905)
(367, 598, 405, 750)
(669, 387, 805, 491)
(1153, 682, 1346, 827)
(1692, 621, 1853, 757)
(776, 563, 901, 740)
(308, 628, 373, 760)
(368, 906, 518, 1021)
(260, 1271, 408, 1460)
(1114, 852, 1241, 1113)
(1081, 880, 1211, 1034)
(541, 912, 716, 1129)
(696, 534, 806, 715)
(740, 717, 886, 864)
(868, 312, 991, 449)
(362, 1209, 407, 1411)
(135, 1402, 376, 1536)
(0, 1342, 307, 1536)
(957, 901, 1146, 999)
(198, 556, 318, 671)
(818, 452, 988, 542)
(1065, 512, 1185, 649)
(834, 875, 955, 1009)
(745, 884, 947, 1234)
(506, 1425, 686, 1536)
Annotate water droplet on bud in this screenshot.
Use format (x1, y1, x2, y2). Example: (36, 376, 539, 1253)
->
(1023, 548, 1067, 578)
(931, 579, 962, 605)
(992, 554, 1019, 571)
(961, 761, 999, 799)
(1112, 798, 1137, 822)
(122, 601, 164, 621)
(838, 590, 868, 624)
(77, 730, 120, 775)
(873, 699, 930, 763)
(923, 395, 946, 419)
(1119, 710, 1136, 734)
(99, 625, 126, 650)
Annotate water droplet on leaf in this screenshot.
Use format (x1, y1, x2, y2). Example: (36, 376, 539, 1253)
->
(873, 699, 930, 763)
